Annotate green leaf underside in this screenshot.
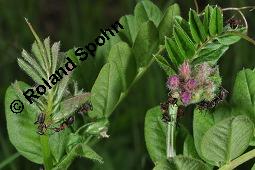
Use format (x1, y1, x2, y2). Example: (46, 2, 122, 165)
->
(154, 156, 211, 170)
(52, 93, 91, 123)
(145, 106, 167, 164)
(200, 115, 253, 166)
(119, 15, 139, 46)
(154, 54, 176, 76)
(133, 21, 159, 67)
(89, 63, 122, 118)
(108, 42, 137, 91)
(158, 3, 180, 44)
(134, 0, 163, 27)
(5, 81, 43, 164)
(231, 69, 255, 123)
(49, 129, 70, 163)
(193, 109, 214, 162)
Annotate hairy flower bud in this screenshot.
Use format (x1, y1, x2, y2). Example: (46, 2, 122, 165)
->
(181, 91, 191, 105)
(179, 61, 191, 80)
(167, 75, 180, 90)
(184, 79, 197, 91)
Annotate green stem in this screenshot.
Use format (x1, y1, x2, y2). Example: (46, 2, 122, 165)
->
(40, 135, 53, 170)
(219, 149, 255, 170)
(41, 90, 54, 170)
(166, 104, 178, 159)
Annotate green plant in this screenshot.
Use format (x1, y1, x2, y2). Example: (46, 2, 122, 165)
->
(3, 1, 255, 170)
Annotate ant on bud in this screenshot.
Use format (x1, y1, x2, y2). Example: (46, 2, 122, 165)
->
(226, 17, 242, 29)
(34, 112, 47, 135)
(53, 116, 75, 132)
(197, 87, 228, 110)
(76, 101, 93, 115)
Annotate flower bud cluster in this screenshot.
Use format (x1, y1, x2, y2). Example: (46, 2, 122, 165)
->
(166, 61, 221, 106)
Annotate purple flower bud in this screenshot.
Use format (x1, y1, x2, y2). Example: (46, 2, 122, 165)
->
(196, 63, 212, 84)
(184, 79, 197, 91)
(167, 75, 180, 90)
(181, 91, 191, 105)
(179, 61, 191, 80)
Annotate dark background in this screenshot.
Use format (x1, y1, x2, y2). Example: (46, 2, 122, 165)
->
(0, 0, 255, 169)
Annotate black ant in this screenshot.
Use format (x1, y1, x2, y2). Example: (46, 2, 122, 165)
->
(197, 87, 228, 110)
(226, 17, 242, 29)
(53, 116, 75, 132)
(76, 102, 93, 115)
(34, 113, 47, 135)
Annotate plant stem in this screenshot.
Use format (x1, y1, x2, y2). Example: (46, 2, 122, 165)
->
(166, 104, 178, 159)
(219, 149, 255, 170)
(41, 91, 54, 170)
(40, 135, 53, 170)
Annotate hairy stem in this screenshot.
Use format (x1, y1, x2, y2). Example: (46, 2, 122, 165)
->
(40, 135, 53, 170)
(41, 91, 54, 170)
(166, 104, 178, 159)
(219, 149, 255, 170)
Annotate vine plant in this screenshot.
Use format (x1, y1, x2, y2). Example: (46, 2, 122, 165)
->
(3, 1, 255, 170)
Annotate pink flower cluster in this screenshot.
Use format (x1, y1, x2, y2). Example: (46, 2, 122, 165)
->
(166, 61, 220, 106)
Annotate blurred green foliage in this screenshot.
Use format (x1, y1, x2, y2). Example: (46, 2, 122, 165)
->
(0, 0, 255, 169)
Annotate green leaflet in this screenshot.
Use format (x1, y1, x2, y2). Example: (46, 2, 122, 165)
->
(165, 36, 184, 67)
(5, 81, 43, 164)
(201, 115, 253, 166)
(119, 15, 139, 46)
(133, 21, 159, 67)
(134, 0, 162, 27)
(49, 129, 70, 163)
(89, 63, 122, 118)
(158, 3, 180, 44)
(154, 156, 211, 170)
(144, 106, 167, 164)
(189, 9, 207, 43)
(154, 54, 176, 76)
(52, 92, 91, 123)
(203, 5, 214, 35)
(231, 69, 255, 123)
(108, 42, 137, 91)
(209, 7, 223, 36)
(173, 24, 195, 58)
(193, 108, 214, 163)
